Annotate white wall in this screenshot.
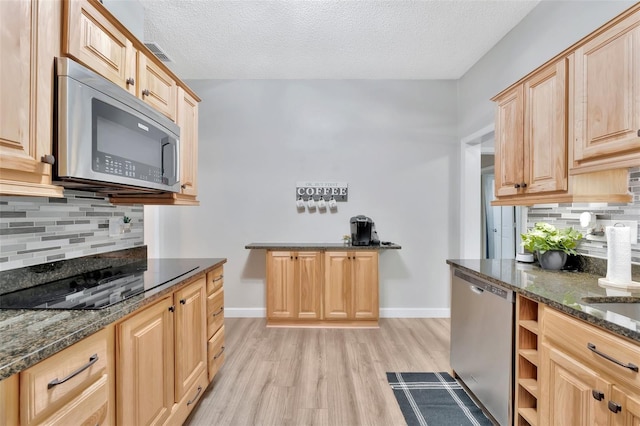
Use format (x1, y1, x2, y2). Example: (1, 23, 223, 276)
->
(150, 80, 458, 317)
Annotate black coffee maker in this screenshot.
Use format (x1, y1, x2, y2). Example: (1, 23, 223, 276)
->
(350, 215, 380, 246)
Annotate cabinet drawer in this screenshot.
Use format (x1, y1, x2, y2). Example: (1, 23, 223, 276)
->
(207, 287, 224, 338)
(20, 329, 108, 425)
(206, 266, 224, 295)
(40, 374, 109, 426)
(542, 307, 640, 390)
(208, 326, 225, 382)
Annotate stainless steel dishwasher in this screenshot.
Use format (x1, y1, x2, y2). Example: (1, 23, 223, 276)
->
(450, 268, 515, 426)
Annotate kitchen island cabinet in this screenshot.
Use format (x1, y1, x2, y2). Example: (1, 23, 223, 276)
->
(324, 251, 378, 322)
(247, 242, 400, 327)
(266, 251, 323, 321)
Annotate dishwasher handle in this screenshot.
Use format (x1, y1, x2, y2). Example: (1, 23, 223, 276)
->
(470, 285, 484, 295)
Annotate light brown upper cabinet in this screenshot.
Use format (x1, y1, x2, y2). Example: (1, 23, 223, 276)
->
(64, 0, 177, 121)
(571, 9, 640, 173)
(0, 0, 64, 198)
(492, 4, 640, 205)
(494, 59, 568, 199)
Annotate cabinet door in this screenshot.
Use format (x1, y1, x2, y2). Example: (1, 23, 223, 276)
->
(296, 251, 322, 320)
(573, 10, 640, 172)
(64, 0, 136, 94)
(351, 251, 379, 319)
(138, 54, 177, 121)
(524, 59, 568, 194)
(174, 277, 207, 401)
(0, 0, 64, 197)
(540, 344, 610, 426)
(177, 87, 199, 197)
(117, 297, 174, 426)
(494, 85, 525, 197)
(611, 386, 640, 426)
(324, 251, 350, 320)
(266, 251, 296, 319)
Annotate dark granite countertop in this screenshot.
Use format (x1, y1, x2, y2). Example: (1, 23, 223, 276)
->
(0, 257, 226, 380)
(245, 242, 402, 250)
(447, 259, 640, 344)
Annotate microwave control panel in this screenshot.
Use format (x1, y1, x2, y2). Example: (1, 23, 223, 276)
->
(94, 154, 167, 184)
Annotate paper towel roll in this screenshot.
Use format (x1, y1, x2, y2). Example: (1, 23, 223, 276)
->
(605, 225, 632, 284)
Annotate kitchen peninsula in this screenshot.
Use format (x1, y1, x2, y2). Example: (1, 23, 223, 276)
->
(246, 242, 400, 327)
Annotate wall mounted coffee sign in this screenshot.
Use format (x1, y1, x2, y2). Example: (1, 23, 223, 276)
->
(295, 181, 348, 201)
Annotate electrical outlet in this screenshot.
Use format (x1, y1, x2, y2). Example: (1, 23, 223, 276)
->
(585, 220, 638, 243)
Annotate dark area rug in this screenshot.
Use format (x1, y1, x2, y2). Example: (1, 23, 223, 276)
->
(386, 372, 494, 426)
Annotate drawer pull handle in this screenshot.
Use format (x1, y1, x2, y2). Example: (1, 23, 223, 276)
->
(608, 401, 622, 414)
(592, 390, 604, 401)
(212, 307, 224, 317)
(587, 343, 639, 372)
(48, 354, 99, 389)
(214, 346, 225, 360)
(187, 386, 203, 406)
(212, 275, 224, 282)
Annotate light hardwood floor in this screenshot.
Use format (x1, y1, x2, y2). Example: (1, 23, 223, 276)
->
(185, 318, 451, 426)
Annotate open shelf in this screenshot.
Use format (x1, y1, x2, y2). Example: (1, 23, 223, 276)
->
(515, 296, 540, 426)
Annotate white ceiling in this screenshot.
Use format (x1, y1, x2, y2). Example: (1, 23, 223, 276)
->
(141, 0, 540, 80)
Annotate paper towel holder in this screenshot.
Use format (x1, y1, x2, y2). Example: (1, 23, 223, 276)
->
(597, 222, 640, 292)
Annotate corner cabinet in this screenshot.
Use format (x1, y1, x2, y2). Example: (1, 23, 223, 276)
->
(264, 249, 379, 327)
(116, 277, 207, 426)
(0, 0, 64, 198)
(572, 8, 640, 173)
(539, 305, 640, 426)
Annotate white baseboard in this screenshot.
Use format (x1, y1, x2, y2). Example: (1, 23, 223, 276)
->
(380, 308, 451, 318)
(223, 308, 450, 318)
(224, 308, 266, 318)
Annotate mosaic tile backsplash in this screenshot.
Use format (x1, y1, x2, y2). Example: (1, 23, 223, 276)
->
(0, 191, 144, 271)
(527, 167, 640, 265)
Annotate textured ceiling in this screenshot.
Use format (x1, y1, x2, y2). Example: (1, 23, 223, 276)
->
(141, 0, 540, 80)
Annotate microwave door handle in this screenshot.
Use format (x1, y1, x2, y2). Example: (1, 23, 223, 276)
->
(161, 139, 179, 186)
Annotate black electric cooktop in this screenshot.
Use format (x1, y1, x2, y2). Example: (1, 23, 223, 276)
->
(0, 260, 200, 310)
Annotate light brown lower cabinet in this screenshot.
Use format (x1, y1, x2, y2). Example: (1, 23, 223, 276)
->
(265, 250, 379, 326)
(0, 268, 225, 426)
(539, 306, 640, 426)
(324, 251, 379, 321)
(117, 277, 207, 426)
(266, 251, 323, 321)
(19, 328, 114, 426)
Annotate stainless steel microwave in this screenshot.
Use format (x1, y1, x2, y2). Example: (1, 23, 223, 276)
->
(54, 57, 180, 194)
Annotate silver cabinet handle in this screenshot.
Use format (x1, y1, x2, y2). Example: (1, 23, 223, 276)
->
(587, 343, 639, 372)
(48, 354, 99, 389)
(212, 276, 223, 282)
(187, 386, 203, 406)
(40, 154, 55, 165)
(214, 346, 225, 360)
(212, 307, 224, 317)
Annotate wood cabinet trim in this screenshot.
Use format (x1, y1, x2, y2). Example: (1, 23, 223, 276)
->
(491, 3, 640, 101)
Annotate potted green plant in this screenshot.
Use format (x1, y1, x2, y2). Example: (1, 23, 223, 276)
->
(521, 222, 583, 270)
